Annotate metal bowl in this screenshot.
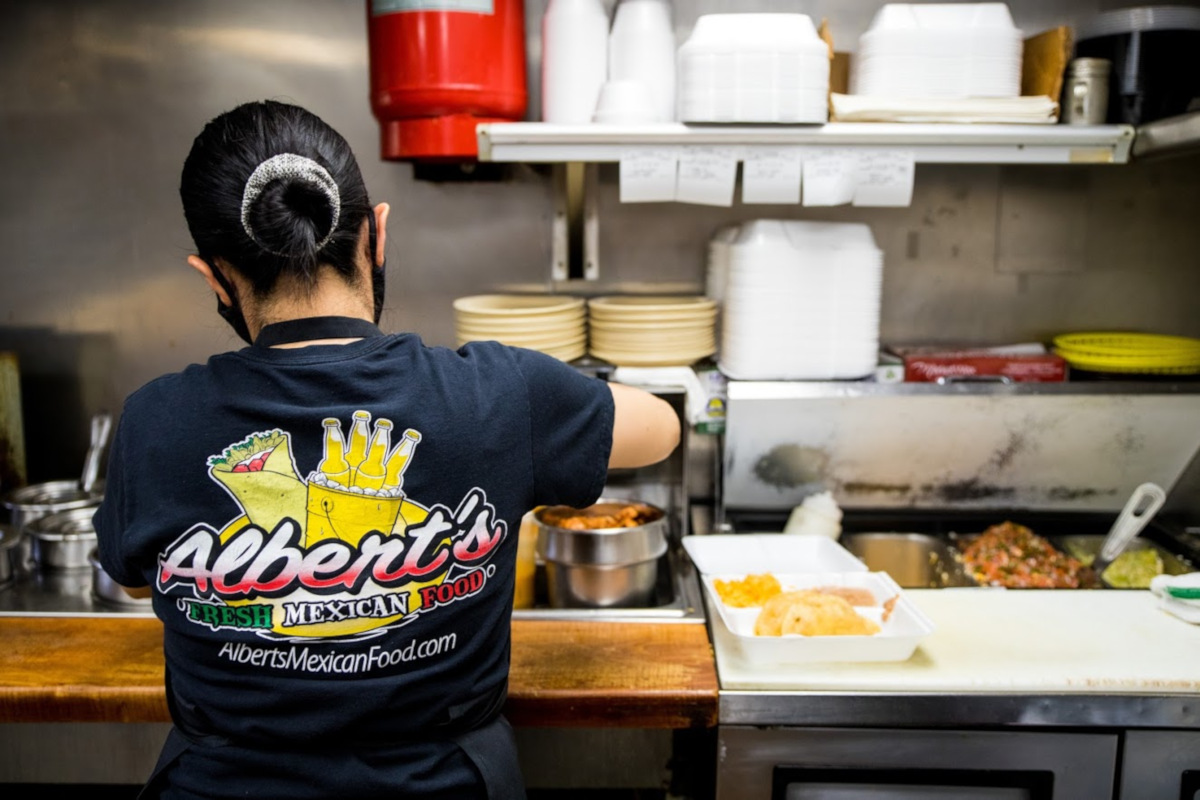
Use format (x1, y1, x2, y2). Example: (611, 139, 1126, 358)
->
(542, 559, 663, 609)
(534, 499, 668, 609)
(27, 506, 99, 571)
(2, 480, 103, 576)
(3, 479, 104, 533)
(838, 532, 979, 588)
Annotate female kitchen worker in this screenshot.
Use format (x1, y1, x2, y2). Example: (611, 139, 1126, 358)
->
(93, 100, 680, 800)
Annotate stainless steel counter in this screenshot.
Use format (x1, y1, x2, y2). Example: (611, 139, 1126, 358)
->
(0, 565, 153, 618)
(718, 689, 1200, 730)
(690, 503, 1200, 732)
(0, 545, 705, 623)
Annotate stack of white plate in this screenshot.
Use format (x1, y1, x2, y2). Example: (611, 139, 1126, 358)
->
(453, 295, 586, 362)
(851, 3, 1023, 99)
(588, 296, 717, 367)
(719, 220, 884, 380)
(678, 14, 830, 123)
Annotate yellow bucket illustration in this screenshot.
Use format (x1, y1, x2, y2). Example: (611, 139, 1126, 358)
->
(304, 483, 404, 547)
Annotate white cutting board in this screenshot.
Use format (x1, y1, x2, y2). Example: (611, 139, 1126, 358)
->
(714, 589, 1200, 693)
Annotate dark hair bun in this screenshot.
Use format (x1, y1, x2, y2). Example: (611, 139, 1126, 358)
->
(244, 181, 338, 267)
(180, 101, 370, 296)
(240, 152, 342, 264)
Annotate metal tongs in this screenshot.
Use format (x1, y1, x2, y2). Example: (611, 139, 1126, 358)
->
(80, 411, 113, 494)
(1091, 482, 1167, 586)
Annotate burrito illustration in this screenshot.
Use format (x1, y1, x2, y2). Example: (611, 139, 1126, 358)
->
(208, 430, 307, 534)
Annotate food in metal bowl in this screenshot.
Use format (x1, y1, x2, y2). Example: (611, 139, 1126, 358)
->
(1099, 549, 1164, 588)
(1065, 545, 1165, 589)
(958, 521, 1095, 589)
(537, 501, 661, 530)
(533, 500, 668, 608)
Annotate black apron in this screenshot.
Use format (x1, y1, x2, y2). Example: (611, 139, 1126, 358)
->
(139, 316, 526, 800)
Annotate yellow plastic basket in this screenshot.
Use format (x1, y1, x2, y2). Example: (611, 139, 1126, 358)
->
(1053, 332, 1200, 375)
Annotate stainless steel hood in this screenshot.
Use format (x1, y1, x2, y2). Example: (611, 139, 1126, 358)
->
(722, 381, 1200, 512)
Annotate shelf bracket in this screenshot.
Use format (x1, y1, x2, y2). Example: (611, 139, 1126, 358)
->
(583, 162, 600, 281)
(550, 162, 601, 283)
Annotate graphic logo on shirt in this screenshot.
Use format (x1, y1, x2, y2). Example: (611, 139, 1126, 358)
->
(157, 412, 507, 642)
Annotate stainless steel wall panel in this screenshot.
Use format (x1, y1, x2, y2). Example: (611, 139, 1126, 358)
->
(723, 383, 1200, 512)
(0, 0, 1197, 498)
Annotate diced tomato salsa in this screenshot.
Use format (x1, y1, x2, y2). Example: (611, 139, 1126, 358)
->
(959, 521, 1095, 589)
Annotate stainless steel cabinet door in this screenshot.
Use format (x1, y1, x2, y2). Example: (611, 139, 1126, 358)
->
(1121, 730, 1200, 800)
(717, 726, 1119, 800)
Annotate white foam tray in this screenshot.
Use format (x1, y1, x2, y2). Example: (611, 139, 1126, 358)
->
(682, 533, 868, 576)
(703, 571, 935, 664)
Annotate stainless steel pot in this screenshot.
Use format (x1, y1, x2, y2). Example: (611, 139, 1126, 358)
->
(89, 548, 152, 608)
(534, 500, 668, 609)
(0, 523, 19, 587)
(27, 506, 99, 571)
(2, 480, 103, 575)
(3, 479, 104, 532)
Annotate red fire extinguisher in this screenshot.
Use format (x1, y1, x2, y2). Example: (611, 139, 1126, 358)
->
(367, 0, 528, 162)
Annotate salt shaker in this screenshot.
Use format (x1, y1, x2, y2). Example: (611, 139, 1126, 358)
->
(1063, 57, 1111, 125)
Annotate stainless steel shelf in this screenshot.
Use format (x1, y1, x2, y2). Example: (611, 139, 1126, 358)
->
(727, 380, 1200, 400)
(477, 122, 1136, 165)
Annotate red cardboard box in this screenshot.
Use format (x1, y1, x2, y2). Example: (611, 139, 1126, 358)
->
(894, 345, 1068, 383)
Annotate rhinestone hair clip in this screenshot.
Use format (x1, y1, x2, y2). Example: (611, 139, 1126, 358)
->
(240, 153, 341, 255)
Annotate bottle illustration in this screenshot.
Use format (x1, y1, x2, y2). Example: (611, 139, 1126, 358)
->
(346, 410, 372, 479)
(383, 429, 422, 491)
(353, 420, 392, 491)
(317, 418, 352, 487)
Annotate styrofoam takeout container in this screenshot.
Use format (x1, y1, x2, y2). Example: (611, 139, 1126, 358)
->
(677, 13, 830, 123)
(702, 570, 935, 664)
(683, 533, 868, 576)
(851, 2, 1023, 98)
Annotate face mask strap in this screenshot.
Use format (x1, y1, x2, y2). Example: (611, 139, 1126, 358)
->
(368, 210, 385, 325)
(207, 259, 254, 344)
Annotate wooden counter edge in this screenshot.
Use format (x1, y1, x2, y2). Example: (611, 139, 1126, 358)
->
(0, 617, 719, 729)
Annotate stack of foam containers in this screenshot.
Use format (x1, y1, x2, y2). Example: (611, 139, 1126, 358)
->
(677, 14, 830, 123)
(718, 220, 884, 381)
(851, 3, 1023, 99)
(705, 224, 741, 306)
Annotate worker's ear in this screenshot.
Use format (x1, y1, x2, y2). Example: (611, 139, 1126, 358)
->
(187, 255, 233, 306)
(373, 202, 389, 268)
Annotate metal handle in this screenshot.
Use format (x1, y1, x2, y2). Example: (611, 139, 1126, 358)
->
(80, 412, 113, 493)
(934, 375, 1015, 385)
(1098, 482, 1167, 563)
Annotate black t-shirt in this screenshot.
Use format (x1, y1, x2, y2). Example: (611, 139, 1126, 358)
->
(94, 334, 612, 781)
